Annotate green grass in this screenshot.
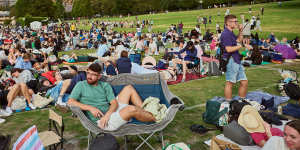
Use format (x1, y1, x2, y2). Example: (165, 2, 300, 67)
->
(76, 0, 300, 40)
(1, 1, 300, 149)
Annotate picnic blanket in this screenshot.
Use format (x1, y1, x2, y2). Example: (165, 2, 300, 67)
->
(167, 73, 206, 85)
(204, 121, 288, 150)
(209, 91, 289, 107)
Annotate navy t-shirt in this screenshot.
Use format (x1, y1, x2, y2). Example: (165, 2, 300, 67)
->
(220, 27, 241, 64)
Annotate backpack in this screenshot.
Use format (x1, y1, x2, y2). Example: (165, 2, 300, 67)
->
(251, 51, 263, 65)
(89, 134, 119, 150)
(218, 43, 230, 72)
(207, 61, 222, 76)
(203, 99, 228, 125)
(228, 100, 250, 122)
(284, 83, 300, 100)
(0, 134, 10, 150)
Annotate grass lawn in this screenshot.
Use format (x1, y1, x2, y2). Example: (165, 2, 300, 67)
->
(1, 1, 300, 150)
(1, 59, 300, 150)
(76, 0, 300, 40)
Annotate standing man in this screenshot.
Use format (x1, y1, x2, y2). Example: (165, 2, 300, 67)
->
(178, 22, 183, 35)
(220, 15, 252, 101)
(261, 6, 264, 16)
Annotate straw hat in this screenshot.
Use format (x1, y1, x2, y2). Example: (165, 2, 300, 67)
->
(238, 105, 265, 133)
(142, 56, 156, 68)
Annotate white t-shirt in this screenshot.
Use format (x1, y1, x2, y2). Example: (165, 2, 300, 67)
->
(136, 40, 144, 50)
(149, 42, 157, 53)
(256, 20, 261, 26)
(242, 22, 251, 36)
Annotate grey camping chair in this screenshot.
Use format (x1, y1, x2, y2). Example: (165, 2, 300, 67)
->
(70, 73, 184, 150)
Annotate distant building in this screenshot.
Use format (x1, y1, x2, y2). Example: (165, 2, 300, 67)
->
(0, 0, 17, 7)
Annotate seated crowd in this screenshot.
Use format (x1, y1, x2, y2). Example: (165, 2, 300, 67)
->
(0, 16, 299, 149)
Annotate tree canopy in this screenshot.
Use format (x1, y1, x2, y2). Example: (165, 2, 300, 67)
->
(72, 0, 277, 17)
(13, 0, 65, 18)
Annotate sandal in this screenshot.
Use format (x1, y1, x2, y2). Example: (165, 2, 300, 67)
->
(190, 124, 217, 135)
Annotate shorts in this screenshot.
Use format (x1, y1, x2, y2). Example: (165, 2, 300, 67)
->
(226, 57, 247, 83)
(98, 102, 129, 131)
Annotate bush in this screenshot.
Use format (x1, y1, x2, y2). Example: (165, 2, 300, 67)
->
(16, 17, 25, 26)
(3, 19, 11, 25)
(16, 15, 48, 27)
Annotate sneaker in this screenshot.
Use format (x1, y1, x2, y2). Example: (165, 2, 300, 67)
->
(0, 109, 11, 117)
(28, 103, 36, 110)
(56, 96, 66, 107)
(5, 107, 12, 115)
(56, 101, 67, 107)
(0, 118, 5, 124)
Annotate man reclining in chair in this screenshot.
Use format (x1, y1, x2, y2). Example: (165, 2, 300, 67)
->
(68, 63, 156, 131)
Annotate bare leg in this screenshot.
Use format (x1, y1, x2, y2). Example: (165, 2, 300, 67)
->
(238, 80, 248, 98)
(20, 83, 33, 105)
(59, 79, 71, 96)
(7, 84, 21, 107)
(119, 105, 156, 122)
(225, 81, 234, 101)
(182, 61, 188, 79)
(117, 85, 143, 107)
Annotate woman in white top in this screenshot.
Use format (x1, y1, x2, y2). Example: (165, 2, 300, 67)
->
(149, 38, 158, 55)
(262, 120, 300, 150)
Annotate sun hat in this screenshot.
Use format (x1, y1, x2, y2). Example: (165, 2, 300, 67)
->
(238, 105, 265, 133)
(142, 56, 156, 68)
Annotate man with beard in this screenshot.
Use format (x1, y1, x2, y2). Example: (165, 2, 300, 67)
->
(68, 63, 155, 131)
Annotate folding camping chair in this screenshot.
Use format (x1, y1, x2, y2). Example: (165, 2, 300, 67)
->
(70, 73, 184, 150)
(39, 109, 64, 150)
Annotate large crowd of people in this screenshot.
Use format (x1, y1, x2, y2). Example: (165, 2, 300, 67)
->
(0, 5, 300, 149)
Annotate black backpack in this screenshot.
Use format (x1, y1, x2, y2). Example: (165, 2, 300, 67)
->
(218, 43, 231, 72)
(208, 61, 222, 76)
(251, 51, 263, 65)
(0, 134, 11, 150)
(89, 134, 119, 150)
(284, 83, 300, 100)
(229, 100, 251, 122)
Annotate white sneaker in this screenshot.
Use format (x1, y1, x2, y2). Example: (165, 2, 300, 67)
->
(5, 107, 12, 115)
(0, 109, 11, 117)
(56, 97, 66, 106)
(28, 103, 36, 110)
(56, 101, 67, 107)
(0, 118, 5, 124)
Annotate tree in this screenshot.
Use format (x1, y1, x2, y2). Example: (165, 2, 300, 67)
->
(72, 0, 93, 17)
(13, 0, 58, 18)
(55, 0, 65, 18)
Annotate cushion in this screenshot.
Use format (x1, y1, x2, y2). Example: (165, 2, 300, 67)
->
(223, 120, 255, 146)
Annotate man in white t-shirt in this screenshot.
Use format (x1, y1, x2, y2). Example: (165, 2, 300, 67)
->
(255, 18, 262, 31)
(242, 19, 251, 38)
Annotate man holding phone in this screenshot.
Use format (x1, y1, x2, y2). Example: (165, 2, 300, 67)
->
(220, 15, 252, 102)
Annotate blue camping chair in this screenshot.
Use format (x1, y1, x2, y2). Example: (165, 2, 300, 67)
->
(70, 73, 184, 150)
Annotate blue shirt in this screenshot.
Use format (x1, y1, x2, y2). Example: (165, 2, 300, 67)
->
(14, 57, 32, 70)
(220, 27, 241, 64)
(97, 44, 109, 57)
(175, 47, 197, 61)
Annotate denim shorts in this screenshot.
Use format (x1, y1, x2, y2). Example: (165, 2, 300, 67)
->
(226, 57, 247, 83)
